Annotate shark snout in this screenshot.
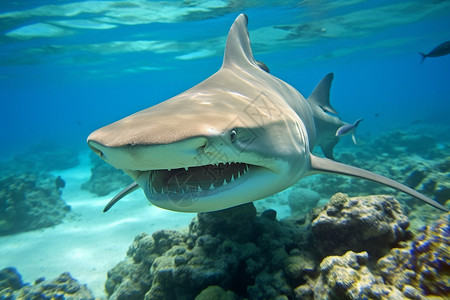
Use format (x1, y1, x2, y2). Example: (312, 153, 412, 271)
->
(87, 140, 104, 158)
(87, 135, 210, 174)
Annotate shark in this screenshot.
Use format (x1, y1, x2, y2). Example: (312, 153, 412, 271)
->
(87, 14, 448, 213)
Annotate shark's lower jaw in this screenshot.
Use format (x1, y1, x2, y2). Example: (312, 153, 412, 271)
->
(135, 162, 258, 210)
(148, 162, 250, 194)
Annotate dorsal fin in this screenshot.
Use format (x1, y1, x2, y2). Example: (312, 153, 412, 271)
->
(307, 73, 338, 115)
(222, 14, 258, 69)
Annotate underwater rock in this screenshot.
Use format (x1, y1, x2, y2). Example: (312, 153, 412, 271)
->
(105, 203, 312, 300)
(55, 175, 66, 189)
(82, 153, 134, 196)
(283, 250, 316, 285)
(0, 172, 70, 235)
(0, 267, 25, 297)
(377, 212, 450, 298)
(189, 202, 257, 242)
(105, 258, 152, 299)
(0, 268, 94, 299)
(310, 193, 411, 258)
(294, 251, 403, 300)
(288, 188, 320, 216)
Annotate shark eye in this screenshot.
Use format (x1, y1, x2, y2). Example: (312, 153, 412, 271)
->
(230, 129, 237, 143)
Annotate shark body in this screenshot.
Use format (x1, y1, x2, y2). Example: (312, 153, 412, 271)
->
(87, 14, 448, 213)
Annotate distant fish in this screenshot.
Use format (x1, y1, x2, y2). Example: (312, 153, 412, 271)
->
(336, 118, 363, 144)
(410, 119, 423, 125)
(419, 41, 450, 63)
(55, 176, 65, 189)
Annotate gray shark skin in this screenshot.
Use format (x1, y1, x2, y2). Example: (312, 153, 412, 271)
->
(87, 14, 448, 213)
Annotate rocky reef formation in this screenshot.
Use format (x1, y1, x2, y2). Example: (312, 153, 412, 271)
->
(296, 212, 449, 300)
(82, 153, 133, 196)
(105, 203, 313, 299)
(295, 251, 404, 299)
(0, 140, 75, 235)
(0, 172, 70, 235)
(377, 212, 449, 298)
(103, 193, 447, 299)
(0, 267, 94, 299)
(310, 193, 411, 258)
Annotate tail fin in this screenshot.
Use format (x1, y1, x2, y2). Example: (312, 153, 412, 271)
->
(353, 118, 363, 128)
(309, 154, 449, 212)
(419, 52, 426, 64)
(352, 118, 363, 144)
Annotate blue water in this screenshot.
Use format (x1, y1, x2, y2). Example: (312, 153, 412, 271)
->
(1, 0, 450, 159)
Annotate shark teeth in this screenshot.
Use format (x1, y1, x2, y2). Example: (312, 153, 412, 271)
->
(148, 162, 251, 195)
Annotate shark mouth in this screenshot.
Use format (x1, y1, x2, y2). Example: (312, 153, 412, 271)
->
(141, 162, 252, 195)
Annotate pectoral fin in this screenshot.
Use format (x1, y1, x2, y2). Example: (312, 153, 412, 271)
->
(320, 138, 339, 160)
(309, 154, 449, 212)
(103, 182, 140, 212)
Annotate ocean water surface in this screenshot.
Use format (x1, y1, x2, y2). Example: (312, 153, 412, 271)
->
(0, 0, 449, 298)
(1, 0, 450, 157)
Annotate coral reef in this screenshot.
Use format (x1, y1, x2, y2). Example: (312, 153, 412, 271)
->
(82, 153, 133, 196)
(0, 172, 70, 235)
(294, 251, 403, 299)
(0, 267, 24, 297)
(288, 188, 320, 216)
(0, 267, 94, 299)
(310, 193, 411, 258)
(377, 212, 450, 298)
(103, 193, 448, 300)
(295, 212, 449, 300)
(105, 203, 312, 299)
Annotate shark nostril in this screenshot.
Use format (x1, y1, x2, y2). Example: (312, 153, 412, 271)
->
(88, 142, 104, 159)
(196, 138, 208, 154)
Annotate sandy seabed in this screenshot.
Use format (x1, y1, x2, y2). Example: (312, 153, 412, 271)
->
(0, 152, 196, 298)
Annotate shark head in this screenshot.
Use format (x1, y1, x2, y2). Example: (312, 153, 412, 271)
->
(88, 14, 311, 212)
(88, 14, 448, 213)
